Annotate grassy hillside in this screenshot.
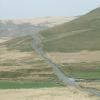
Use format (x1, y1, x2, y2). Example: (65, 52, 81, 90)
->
(2, 35, 33, 52)
(0, 8, 100, 89)
(4, 8, 100, 52)
(39, 8, 100, 81)
(40, 7, 100, 52)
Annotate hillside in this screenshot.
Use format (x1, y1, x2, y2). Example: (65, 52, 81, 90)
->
(0, 16, 75, 37)
(0, 8, 100, 90)
(40, 7, 100, 52)
(1, 8, 100, 80)
(39, 8, 100, 82)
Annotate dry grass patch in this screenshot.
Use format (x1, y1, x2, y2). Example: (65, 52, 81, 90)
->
(0, 46, 55, 81)
(0, 46, 41, 71)
(0, 48, 38, 61)
(47, 51, 100, 63)
(0, 87, 98, 100)
(0, 38, 11, 43)
(79, 81, 100, 91)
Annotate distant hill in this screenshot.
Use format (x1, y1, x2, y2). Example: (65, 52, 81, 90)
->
(0, 17, 75, 37)
(40, 7, 100, 52)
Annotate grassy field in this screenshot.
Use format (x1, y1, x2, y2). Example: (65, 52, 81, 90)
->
(60, 62, 100, 79)
(0, 42, 62, 88)
(0, 81, 62, 89)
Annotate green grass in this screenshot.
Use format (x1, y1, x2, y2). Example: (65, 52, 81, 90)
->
(41, 7, 100, 39)
(43, 29, 100, 52)
(69, 72, 100, 79)
(39, 7, 100, 52)
(0, 81, 63, 89)
(61, 62, 100, 79)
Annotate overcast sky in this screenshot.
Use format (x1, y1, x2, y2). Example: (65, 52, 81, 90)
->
(0, 0, 100, 19)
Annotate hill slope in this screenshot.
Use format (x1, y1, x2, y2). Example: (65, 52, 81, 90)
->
(3, 8, 100, 53)
(0, 8, 100, 89)
(40, 7, 100, 52)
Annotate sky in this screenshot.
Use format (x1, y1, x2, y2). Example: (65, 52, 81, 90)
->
(0, 0, 100, 19)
